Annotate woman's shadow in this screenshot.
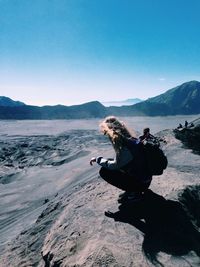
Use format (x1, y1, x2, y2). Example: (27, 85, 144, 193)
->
(105, 189, 200, 266)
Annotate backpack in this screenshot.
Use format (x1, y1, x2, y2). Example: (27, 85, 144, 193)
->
(125, 137, 168, 176)
(142, 138, 168, 175)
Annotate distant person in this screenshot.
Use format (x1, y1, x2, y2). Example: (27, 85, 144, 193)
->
(177, 123, 183, 129)
(185, 120, 188, 128)
(90, 116, 152, 203)
(139, 127, 160, 146)
(139, 127, 154, 142)
(190, 122, 194, 128)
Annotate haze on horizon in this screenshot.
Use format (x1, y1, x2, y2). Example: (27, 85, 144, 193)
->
(1, 0, 200, 106)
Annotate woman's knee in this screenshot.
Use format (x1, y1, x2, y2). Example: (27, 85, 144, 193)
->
(99, 167, 106, 178)
(99, 167, 116, 183)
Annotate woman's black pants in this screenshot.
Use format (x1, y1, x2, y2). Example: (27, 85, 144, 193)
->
(99, 167, 151, 192)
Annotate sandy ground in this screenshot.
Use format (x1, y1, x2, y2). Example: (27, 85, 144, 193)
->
(0, 126, 200, 266)
(0, 130, 110, 251)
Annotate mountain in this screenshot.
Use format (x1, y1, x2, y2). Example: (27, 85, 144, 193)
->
(147, 80, 200, 114)
(0, 96, 26, 107)
(108, 81, 200, 116)
(0, 101, 108, 119)
(103, 98, 143, 107)
(0, 81, 200, 119)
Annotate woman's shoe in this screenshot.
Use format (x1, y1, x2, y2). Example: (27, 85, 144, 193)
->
(104, 211, 115, 218)
(118, 192, 143, 203)
(118, 191, 128, 198)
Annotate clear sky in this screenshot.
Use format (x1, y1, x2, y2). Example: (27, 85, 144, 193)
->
(1, 0, 200, 106)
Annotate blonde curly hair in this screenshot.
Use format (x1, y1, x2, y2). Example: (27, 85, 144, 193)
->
(99, 116, 135, 152)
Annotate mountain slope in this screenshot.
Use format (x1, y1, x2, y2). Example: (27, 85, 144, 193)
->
(109, 81, 200, 116)
(147, 80, 200, 114)
(1, 129, 200, 267)
(0, 96, 25, 107)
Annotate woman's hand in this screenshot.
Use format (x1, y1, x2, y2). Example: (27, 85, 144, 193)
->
(90, 157, 96, 166)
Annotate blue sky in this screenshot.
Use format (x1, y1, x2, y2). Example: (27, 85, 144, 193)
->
(1, 0, 200, 106)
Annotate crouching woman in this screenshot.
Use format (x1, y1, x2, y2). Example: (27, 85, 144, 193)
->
(90, 116, 152, 202)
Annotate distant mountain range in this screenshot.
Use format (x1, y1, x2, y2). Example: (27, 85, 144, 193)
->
(103, 98, 143, 107)
(0, 101, 107, 120)
(0, 81, 200, 119)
